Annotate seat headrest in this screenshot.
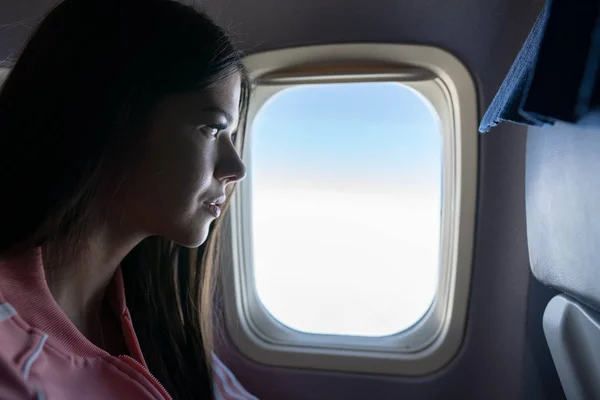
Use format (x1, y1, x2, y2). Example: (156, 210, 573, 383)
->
(526, 121, 600, 311)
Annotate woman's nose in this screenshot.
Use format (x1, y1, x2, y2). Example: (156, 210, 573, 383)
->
(215, 138, 247, 185)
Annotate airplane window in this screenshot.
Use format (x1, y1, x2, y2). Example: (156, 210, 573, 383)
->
(250, 82, 442, 337)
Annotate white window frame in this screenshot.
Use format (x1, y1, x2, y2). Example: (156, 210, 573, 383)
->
(221, 44, 478, 375)
(0, 68, 9, 86)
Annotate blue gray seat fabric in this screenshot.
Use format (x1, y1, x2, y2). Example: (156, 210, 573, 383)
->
(479, 0, 600, 133)
(526, 123, 600, 400)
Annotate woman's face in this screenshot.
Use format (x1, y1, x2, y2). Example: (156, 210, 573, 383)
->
(111, 72, 246, 247)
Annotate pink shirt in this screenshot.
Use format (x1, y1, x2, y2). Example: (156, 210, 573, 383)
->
(0, 248, 256, 400)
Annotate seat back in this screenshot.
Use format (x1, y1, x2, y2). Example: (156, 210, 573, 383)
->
(527, 120, 600, 400)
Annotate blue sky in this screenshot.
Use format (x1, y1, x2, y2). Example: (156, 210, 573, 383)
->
(251, 82, 441, 190)
(248, 82, 443, 337)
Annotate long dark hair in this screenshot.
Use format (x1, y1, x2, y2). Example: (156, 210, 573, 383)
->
(0, 0, 248, 398)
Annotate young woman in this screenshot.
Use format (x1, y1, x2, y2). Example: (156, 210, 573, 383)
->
(0, 0, 257, 398)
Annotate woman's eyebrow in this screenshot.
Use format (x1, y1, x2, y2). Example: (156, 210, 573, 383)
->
(201, 106, 233, 124)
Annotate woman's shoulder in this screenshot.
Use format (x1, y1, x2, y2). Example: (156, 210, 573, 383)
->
(212, 352, 258, 400)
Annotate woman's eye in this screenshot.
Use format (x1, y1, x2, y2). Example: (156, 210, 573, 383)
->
(198, 124, 225, 137)
(204, 126, 219, 136)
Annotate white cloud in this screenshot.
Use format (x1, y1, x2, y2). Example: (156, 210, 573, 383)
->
(251, 186, 440, 337)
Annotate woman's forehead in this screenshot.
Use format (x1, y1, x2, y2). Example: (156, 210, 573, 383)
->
(162, 73, 241, 120)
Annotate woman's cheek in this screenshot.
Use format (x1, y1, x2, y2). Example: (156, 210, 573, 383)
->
(174, 140, 215, 201)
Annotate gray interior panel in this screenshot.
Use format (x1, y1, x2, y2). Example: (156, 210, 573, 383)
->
(543, 295, 600, 400)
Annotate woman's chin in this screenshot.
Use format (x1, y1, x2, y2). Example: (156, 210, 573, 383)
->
(171, 222, 212, 248)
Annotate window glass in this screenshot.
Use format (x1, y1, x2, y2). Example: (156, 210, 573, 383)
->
(250, 82, 442, 337)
